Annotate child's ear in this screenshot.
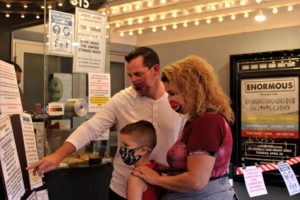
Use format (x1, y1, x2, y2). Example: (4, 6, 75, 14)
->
(140, 147, 151, 155)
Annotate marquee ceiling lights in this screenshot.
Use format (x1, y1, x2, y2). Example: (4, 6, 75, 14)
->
(101, 0, 300, 36)
(0, 0, 63, 18)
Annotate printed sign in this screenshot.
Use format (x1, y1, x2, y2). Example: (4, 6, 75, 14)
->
(277, 162, 300, 196)
(0, 114, 25, 200)
(241, 77, 299, 164)
(73, 8, 107, 73)
(88, 73, 110, 113)
(243, 166, 268, 198)
(0, 60, 23, 114)
(48, 10, 74, 55)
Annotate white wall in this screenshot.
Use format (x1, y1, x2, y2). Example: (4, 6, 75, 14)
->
(148, 26, 300, 96)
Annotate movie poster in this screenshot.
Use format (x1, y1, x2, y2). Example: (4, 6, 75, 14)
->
(241, 77, 299, 164)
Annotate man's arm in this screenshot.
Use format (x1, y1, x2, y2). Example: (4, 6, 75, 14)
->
(27, 142, 76, 176)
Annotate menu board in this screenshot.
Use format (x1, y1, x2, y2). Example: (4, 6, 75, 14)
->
(0, 114, 25, 200)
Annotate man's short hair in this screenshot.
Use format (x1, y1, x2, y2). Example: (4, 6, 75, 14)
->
(125, 47, 160, 69)
(120, 120, 157, 149)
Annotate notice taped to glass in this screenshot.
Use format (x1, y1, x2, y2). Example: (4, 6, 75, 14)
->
(241, 77, 299, 164)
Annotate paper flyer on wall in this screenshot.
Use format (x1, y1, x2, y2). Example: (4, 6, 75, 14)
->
(48, 10, 74, 55)
(88, 73, 110, 140)
(73, 7, 107, 73)
(0, 60, 23, 114)
(20, 113, 43, 189)
(88, 73, 110, 113)
(0, 114, 25, 200)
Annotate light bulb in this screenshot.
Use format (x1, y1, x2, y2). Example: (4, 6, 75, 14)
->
(287, 5, 293, 11)
(254, 10, 266, 22)
(272, 7, 278, 14)
(218, 16, 224, 22)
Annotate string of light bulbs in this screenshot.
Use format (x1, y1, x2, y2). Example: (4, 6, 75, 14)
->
(0, 0, 64, 19)
(100, 0, 300, 37)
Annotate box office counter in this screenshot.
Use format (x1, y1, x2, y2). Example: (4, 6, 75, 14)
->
(43, 161, 113, 200)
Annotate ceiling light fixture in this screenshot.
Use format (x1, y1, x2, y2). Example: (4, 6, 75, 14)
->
(218, 16, 224, 22)
(272, 7, 278, 14)
(254, 9, 266, 22)
(287, 5, 293, 11)
(108, 0, 300, 35)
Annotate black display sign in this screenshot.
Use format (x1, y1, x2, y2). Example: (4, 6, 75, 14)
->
(230, 49, 300, 184)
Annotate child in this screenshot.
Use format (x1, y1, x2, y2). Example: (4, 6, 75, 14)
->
(119, 120, 160, 200)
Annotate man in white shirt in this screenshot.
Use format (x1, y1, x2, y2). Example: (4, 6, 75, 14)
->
(28, 47, 186, 199)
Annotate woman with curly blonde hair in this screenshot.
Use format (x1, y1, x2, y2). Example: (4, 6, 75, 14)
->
(133, 55, 238, 200)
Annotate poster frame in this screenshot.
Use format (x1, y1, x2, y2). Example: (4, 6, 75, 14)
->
(230, 49, 300, 185)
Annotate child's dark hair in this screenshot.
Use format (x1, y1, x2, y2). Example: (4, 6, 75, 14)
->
(120, 120, 157, 149)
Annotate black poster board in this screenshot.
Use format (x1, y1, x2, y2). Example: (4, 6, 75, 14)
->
(230, 49, 300, 184)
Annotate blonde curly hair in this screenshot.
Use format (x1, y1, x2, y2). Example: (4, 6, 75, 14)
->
(162, 55, 235, 123)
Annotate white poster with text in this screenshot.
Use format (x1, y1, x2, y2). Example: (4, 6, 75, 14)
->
(0, 60, 23, 114)
(48, 10, 74, 55)
(73, 8, 107, 73)
(243, 166, 268, 198)
(20, 113, 43, 189)
(0, 114, 25, 200)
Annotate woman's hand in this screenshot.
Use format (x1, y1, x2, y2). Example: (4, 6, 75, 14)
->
(153, 162, 170, 173)
(132, 165, 161, 185)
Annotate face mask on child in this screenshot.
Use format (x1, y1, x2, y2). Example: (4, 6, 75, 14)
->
(119, 146, 142, 165)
